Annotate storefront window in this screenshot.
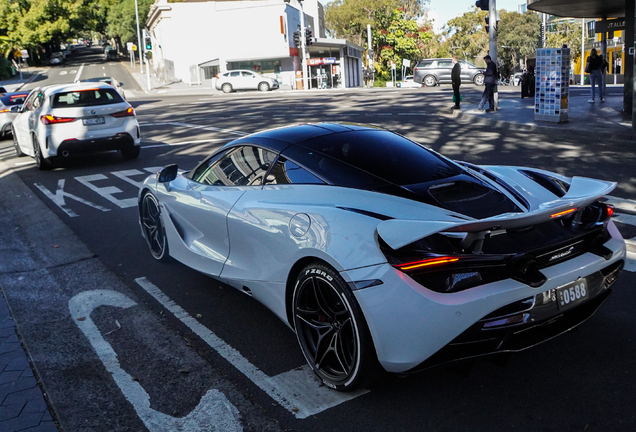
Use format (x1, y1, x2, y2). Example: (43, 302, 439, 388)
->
(227, 60, 281, 74)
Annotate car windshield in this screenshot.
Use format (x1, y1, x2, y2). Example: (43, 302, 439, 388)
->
(295, 130, 463, 186)
(51, 88, 124, 108)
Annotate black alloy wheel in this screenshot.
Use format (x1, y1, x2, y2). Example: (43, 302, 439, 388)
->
(140, 193, 170, 261)
(12, 126, 24, 157)
(293, 263, 381, 391)
(32, 135, 51, 170)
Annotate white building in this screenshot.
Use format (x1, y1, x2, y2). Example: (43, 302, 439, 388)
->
(146, 0, 363, 89)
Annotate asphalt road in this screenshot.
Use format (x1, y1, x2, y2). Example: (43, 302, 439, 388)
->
(1, 52, 636, 431)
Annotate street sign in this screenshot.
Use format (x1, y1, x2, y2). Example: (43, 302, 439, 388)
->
(15, 50, 21, 58)
(133, 44, 137, 51)
(127, 42, 133, 51)
(21, 49, 29, 59)
(403, 59, 411, 68)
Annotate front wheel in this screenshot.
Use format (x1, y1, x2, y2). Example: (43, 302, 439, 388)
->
(258, 82, 270, 92)
(473, 73, 485, 86)
(140, 193, 170, 262)
(292, 263, 381, 391)
(423, 75, 437, 87)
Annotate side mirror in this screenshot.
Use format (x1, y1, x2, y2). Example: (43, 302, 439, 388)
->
(157, 164, 178, 183)
(10, 105, 21, 113)
(119, 82, 124, 87)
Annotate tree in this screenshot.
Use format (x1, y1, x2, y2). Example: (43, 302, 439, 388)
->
(497, 11, 542, 75)
(441, 8, 488, 64)
(546, 19, 582, 63)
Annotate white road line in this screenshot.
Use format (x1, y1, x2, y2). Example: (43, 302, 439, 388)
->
(69, 290, 242, 432)
(74, 64, 85, 82)
(135, 277, 366, 419)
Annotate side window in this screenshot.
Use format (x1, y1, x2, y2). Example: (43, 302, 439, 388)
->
(264, 157, 325, 185)
(192, 146, 277, 186)
(230, 71, 240, 77)
(242, 72, 255, 78)
(437, 61, 452, 68)
(23, 91, 39, 111)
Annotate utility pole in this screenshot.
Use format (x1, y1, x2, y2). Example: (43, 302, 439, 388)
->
(134, 0, 143, 73)
(298, 0, 308, 91)
(489, 0, 498, 110)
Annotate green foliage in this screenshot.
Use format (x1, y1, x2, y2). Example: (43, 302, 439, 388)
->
(546, 19, 582, 63)
(497, 11, 542, 74)
(442, 7, 488, 63)
(0, 57, 14, 79)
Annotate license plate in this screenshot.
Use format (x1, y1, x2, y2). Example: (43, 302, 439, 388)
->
(83, 117, 105, 126)
(555, 278, 588, 310)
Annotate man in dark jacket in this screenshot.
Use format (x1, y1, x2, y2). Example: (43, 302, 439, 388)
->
(451, 56, 461, 109)
(477, 55, 497, 112)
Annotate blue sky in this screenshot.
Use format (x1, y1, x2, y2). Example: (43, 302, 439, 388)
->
(428, 0, 524, 32)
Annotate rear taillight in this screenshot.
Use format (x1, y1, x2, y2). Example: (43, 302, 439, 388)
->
(606, 205, 614, 217)
(395, 256, 460, 271)
(111, 107, 135, 117)
(40, 115, 76, 125)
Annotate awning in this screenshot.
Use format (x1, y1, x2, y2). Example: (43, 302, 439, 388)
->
(198, 58, 220, 68)
(527, 0, 625, 19)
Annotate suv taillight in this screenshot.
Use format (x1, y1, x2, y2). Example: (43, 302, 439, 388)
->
(111, 107, 135, 117)
(40, 115, 76, 125)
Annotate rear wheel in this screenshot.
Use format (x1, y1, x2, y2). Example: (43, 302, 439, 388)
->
(258, 82, 270, 92)
(32, 135, 51, 170)
(292, 262, 382, 391)
(140, 193, 170, 262)
(423, 75, 437, 87)
(121, 145, 140, 160)
(12, 126, 24, 157)
(221, 83, 233, 93)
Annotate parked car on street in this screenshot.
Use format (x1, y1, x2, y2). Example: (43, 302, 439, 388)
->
(0, 92, 29, 138)
(398, 75, 422, 88)
(215, 70, 279, 93)
(104, 46, 118, 60)
(413, 58, 485, 86)
(513, 72, 523, 86)
(50, 52, 64, 65)
(138, 122, 626, 391)
(11, 82, 140, 169)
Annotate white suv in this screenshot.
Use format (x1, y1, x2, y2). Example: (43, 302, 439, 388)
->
(12, 82, 141, 169)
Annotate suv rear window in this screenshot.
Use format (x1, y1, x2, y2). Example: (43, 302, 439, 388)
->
(1, 93, 29, 106)
(417, 61, 435, 68)
(51, 88, 123, 108)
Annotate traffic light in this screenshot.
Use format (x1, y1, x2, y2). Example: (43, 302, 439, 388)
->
(145, 36, 152, 51)
(293, 31, 300, 48)
(475, 0, 489, 11)
(305, 28, 313, 46)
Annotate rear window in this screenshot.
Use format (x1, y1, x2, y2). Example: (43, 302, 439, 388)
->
(292, 130, 462, 186)
(52, 88, 123, 108)
(417, 61, 434, 68)
(1, 93, 29, 106)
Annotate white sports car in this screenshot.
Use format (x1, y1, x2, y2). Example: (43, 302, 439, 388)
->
(138, 123, 626, 391)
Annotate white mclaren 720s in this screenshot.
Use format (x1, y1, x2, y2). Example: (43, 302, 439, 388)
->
(138, 122, 626, 391)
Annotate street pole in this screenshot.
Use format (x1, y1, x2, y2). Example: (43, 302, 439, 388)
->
(489, 0, 498, 109)
(581, 18, 585, 86)
(298, 0, 308, 91)
(367, 24, 373, 87)
(134, 0, 144, 73)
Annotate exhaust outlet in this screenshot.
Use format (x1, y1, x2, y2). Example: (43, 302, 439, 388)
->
(62, 150, 70, 157)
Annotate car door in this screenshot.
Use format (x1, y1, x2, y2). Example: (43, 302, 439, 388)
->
(241, 71, 258, 90)
(227, 71, 242, 89)
(11, 89, 40, 154)
(161, 145, 276, 276)
(436, 60, 453, 83)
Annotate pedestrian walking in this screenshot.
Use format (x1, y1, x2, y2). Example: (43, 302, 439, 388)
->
(585, 48, 604, 103)
(451, 56, 461, 109)
(477, 55, 497, 112)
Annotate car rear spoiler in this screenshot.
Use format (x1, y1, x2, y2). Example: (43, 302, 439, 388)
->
(377, 176, 616, 250)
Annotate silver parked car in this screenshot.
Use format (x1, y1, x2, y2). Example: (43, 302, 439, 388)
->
(413, 58, 485, 86)
(0, 91, 29, 138)
(215, 70, 279, 93)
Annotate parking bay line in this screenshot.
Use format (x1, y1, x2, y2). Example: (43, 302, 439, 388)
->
(135, 277, 367, 419)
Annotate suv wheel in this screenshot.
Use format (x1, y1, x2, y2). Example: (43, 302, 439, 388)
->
(473, 73, 485, 86)
(423, 75, 437, 87)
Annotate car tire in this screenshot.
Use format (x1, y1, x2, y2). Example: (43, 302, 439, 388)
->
(140, 192, 170, 262)
(12, 126, 24, 157)
(292, 262, 382, 391)
(473, 73, 485, 86)
(32, 135, 52, 170)
(258, 82, 270, 92)
(423, 75, 437, 87)
(221, 83, 233, 93)
(120, 145, 140, 160)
